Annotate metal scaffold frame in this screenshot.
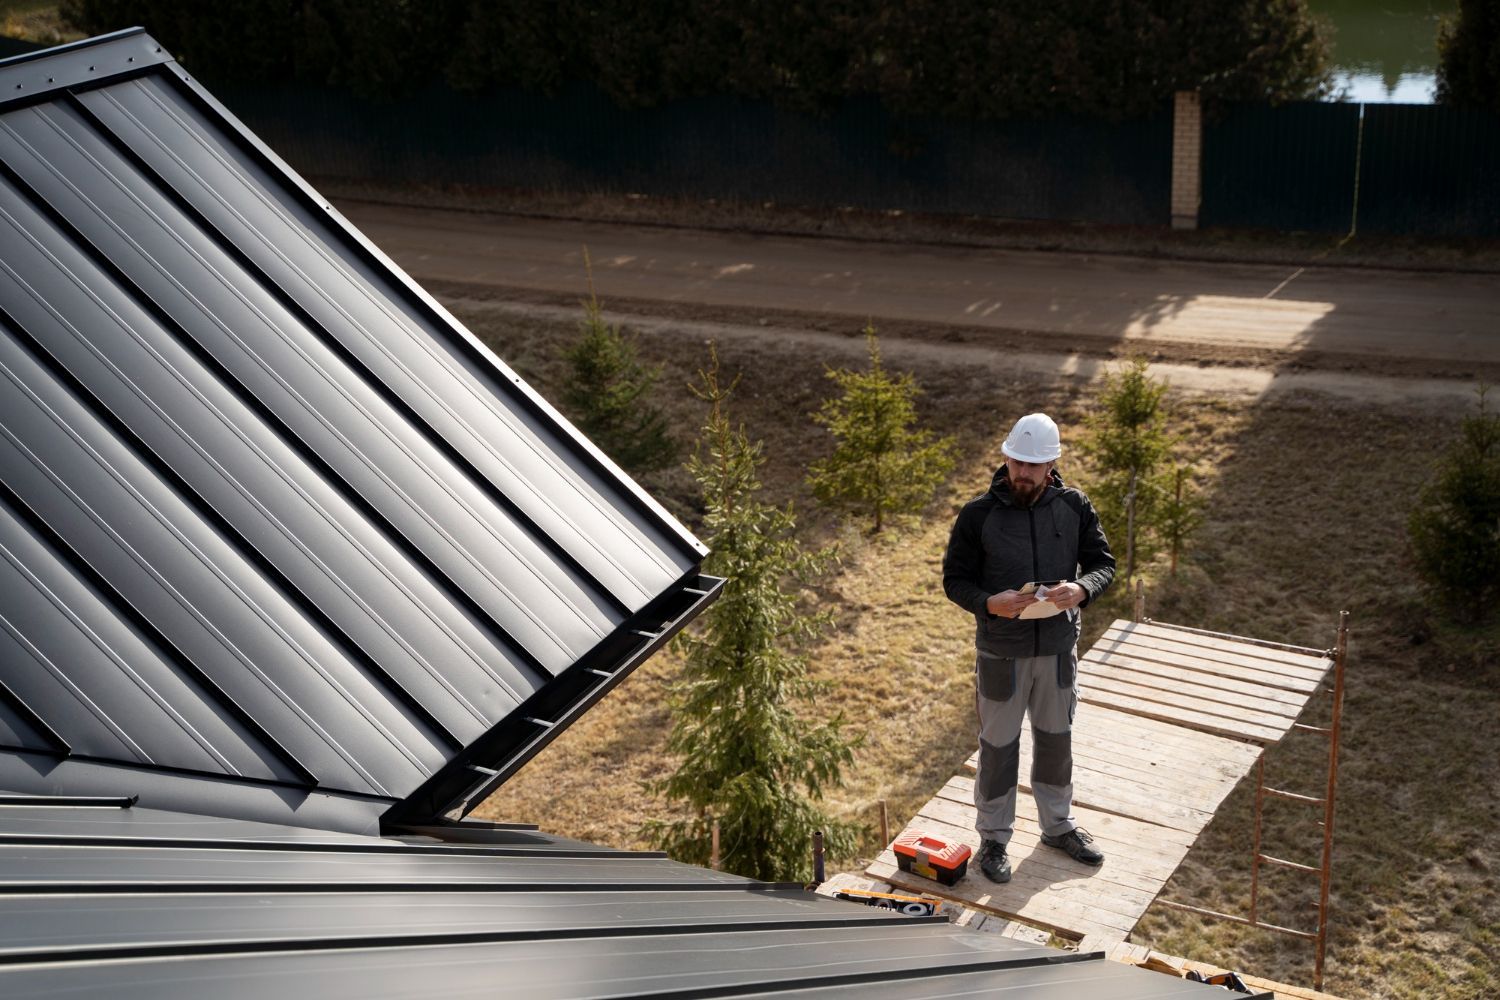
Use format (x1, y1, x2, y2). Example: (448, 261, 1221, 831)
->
(1146, 591, 1350, 990)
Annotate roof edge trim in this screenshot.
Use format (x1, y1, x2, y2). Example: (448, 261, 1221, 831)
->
(0, 753, 391, 836)
(0, 25, 146, 67)
(0, 28, 169, 106)
(382, 572, 725, 830)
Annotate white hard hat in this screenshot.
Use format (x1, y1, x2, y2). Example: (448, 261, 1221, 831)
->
(1001, 413, 1062, 463)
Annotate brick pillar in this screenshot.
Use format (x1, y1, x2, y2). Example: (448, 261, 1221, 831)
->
(1170, 91, 1201, 230)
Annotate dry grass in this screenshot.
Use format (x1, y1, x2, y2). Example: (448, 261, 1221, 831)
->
(461, 301, 1498, 999)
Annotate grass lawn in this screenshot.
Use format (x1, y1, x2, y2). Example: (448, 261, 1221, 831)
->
(458, 299, 1499, 1000)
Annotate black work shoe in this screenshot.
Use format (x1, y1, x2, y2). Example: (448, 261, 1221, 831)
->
(978, 839, 1011, 883)
(1041, 827, 1104, 866)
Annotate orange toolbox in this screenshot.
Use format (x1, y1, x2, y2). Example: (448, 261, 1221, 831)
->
(893, 831, 972, 886)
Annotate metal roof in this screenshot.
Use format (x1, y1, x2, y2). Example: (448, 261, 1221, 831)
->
(0, 28, 715, 833)
(0, 797, 1251, 999)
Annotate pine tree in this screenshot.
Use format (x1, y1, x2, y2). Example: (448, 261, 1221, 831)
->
(562, 278, 676, 474)
(1082, 358, 1176, 581)
(646, 346, 861, 881)
(1158, 464, 1205, 582)
(1408, 388, 1500, 622)
(807, 327, 957, 533)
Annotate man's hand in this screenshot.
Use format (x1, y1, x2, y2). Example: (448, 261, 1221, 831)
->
(986, 590, 1038, 619)
(1042, 582, 1088, 610)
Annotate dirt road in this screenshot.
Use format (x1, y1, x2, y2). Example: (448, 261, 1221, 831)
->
(340, 200, 1499, 392)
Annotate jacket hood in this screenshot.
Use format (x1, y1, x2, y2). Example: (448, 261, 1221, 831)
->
(989, 464, 1065, 507)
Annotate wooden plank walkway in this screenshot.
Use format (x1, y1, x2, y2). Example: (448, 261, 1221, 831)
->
(864, 618, 1334, 950)
(1081, 621, 1333, 745)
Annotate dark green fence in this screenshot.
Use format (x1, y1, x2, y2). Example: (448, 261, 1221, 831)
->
(1201, 102, 1361, 233)
(225, 84, 1173, 226)
(1360, 104, 1500, 238)
(221, 83, 1497, 237)
(1203, 100, 1500, 237)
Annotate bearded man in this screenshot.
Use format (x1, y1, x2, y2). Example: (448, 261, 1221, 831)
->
(941, 412, 1115, 883)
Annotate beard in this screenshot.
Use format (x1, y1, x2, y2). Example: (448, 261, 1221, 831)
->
(1010, 478, 1045, 508)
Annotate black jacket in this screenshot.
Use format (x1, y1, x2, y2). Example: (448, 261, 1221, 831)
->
(942, 466, 1115, 658)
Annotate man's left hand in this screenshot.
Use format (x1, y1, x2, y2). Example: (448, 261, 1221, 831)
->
(1044, 582, 1088, 610)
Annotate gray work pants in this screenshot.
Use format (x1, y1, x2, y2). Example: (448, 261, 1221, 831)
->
(973, 650, 1079, 844)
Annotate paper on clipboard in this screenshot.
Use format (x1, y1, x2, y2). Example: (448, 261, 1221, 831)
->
(1017, 581, 1064, 619)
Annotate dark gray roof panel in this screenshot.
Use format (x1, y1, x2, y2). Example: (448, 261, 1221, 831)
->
(0, 801, 1259, 999)
(0, 799, 529, 847)
(0, 889, 947, 962)
(0, 930, 1212, 1000)
(0, 926, 1070, 999)
(0, 844, 759, 889)
(0, 30, 711, 822)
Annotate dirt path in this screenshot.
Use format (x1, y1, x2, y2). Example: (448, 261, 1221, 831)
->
(342, 200, 1500, 389)
(447, 297, 1482, 413)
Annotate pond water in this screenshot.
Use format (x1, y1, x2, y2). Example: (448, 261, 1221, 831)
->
(1308, 0, 1455, 103)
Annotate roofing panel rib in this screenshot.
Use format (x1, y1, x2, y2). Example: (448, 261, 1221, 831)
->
(0, 30, 713, 828)
(0, 492, 291, 780)
(0, 889, 945, 963)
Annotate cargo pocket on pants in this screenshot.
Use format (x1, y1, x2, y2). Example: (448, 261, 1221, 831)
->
(977, 654, 1015, 702)
(1056, 649, 1078, 689)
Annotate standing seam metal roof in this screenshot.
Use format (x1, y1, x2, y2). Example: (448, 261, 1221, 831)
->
(0, 799, 1253, 999)
(0, 28, 714, 831)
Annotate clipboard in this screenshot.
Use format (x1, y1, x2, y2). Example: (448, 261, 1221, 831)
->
(1017, 581, 1064, 619)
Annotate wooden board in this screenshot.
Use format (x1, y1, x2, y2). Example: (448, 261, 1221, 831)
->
(867, 791, 1189, 946)
(1079, 623, 1332, 744)
(1081, 675, 1296, 729)
(1091, 633, 1325, 694)
(1082, 648, 1313, 708)
(1078, 685, 1286, 744)
(961, 705, 1260, 836)
(932, 775, 1198, 861)
(1081, 668, 1303, 725)
(1125, 621, 1332, 670)
(1102, 622, 1332, 678)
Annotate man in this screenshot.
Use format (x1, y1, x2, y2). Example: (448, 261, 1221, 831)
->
(941, 412, 1115, 884)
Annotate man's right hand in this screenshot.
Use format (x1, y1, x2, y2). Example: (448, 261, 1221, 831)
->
(986, 590, 1038, 619)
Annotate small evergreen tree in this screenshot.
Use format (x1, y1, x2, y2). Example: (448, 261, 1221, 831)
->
(807, 327, 957, 533)
(1158, 464, 1205, 582)
(646, 346, 860, 881)
(562, 275, 677, 474)
(1408, 388, 1500, 622)
(1082, 358, 1176, 581)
